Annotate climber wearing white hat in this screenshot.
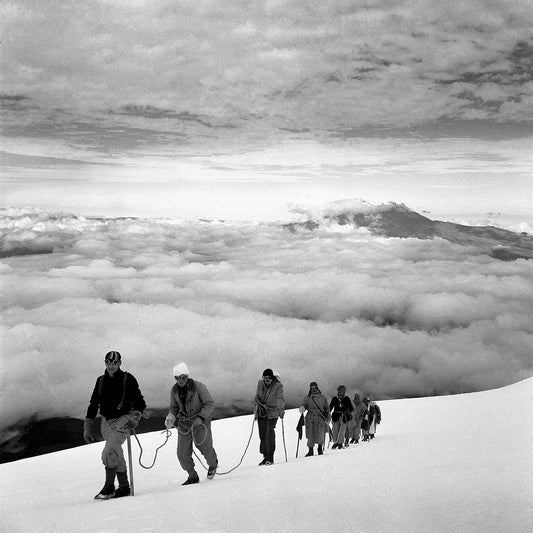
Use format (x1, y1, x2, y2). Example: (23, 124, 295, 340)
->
(165, 362, 218, 485)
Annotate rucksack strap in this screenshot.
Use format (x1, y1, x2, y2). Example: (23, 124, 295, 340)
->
(311, 396, 328, 420)
(97, 372, 129, 411)
(117, 372, 128, 411)
(97, 375, 104, 399)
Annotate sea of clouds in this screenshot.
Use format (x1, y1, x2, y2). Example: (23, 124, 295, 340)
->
(1, 203, 532, 436)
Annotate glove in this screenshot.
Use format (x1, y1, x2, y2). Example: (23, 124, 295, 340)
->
(126, 410, 142, 429)
(298, 406, 305, 414)
(83, 418, 96, 444)
(192, 417, 203, 427)
(164, 413, 176, 429)
(279, 411, 285, 419)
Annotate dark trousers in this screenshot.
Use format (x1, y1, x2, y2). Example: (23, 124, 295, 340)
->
(257, 417, 278, 461)
(177, 421, 218, 477)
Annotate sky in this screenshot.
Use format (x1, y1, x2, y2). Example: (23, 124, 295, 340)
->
(1, 0, 533, 222)
(1, 205, 532, 435)
(1, 377, 532, 532)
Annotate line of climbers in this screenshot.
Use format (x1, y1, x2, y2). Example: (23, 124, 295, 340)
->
(83, 352, 381, 500)
(299, 383, 381, 458)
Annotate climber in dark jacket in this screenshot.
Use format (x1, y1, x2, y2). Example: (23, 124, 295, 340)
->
(329, 385, 353, 449)
(84, 350, 146, 499)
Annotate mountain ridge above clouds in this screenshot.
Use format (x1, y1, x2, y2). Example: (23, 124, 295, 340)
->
(1, 202, 532, 260)
(285, 201, 533, 261)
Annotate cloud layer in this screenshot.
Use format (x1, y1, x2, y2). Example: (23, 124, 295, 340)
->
(2, 0, 533, 156)
(1, 204, 532, 434)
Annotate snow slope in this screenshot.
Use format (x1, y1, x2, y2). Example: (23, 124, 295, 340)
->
(1, 378, 532, 533)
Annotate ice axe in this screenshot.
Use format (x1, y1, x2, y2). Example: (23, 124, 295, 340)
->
(281, 417, 288, 462)
(127, 411, 150, 496)
(127, 432, 135, 496)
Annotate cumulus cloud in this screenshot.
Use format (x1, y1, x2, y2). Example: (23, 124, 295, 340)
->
(1, 205, 532, 435)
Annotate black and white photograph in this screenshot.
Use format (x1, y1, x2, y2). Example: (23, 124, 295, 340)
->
(1, 1, 532, 531)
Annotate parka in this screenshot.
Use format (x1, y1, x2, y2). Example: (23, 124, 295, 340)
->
(301, 392, 330, 423)
(169, 378, 215, 423)
(255, 378, 285, 419)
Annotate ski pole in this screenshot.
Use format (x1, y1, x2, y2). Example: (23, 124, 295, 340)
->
(296, 437, 300, 459)
(127, 431, 135, 496)
(281, 418, 288, 462)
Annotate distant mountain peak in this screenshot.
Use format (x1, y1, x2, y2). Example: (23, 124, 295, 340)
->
(285, 201, 533, 261)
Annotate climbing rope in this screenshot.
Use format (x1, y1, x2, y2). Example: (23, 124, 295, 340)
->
(191, 414, 256, 476)
(176, 416, 209, 446)
(130, 413, 257, 476)
(132, 428, 172, 469)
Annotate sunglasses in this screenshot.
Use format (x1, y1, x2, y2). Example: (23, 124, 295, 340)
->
(262, 376, 273, 381)
(105, 359, 120, 365)
(175, 375, 188, 381)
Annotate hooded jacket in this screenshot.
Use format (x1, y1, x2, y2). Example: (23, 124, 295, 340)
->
(301, 393, 330, 422)
(352, 401, 367, 423)
(361, 402, 377, 430)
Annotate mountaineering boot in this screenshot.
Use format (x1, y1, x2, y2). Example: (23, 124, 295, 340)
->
(113, 470, 131, 498)
(182, 472, 200, 485)
(258, 457, 268, 466)
(317, 445, 323, 455)
(207, 463, 218, 480)
(94, 467, 117, 500)
(114, 485, 131, 498)
(305, 447, 314, 457)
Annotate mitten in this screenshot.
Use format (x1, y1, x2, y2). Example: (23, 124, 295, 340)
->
(164, 413, 176, 429)
(83, 418, 96, 444)
(192, 417, 203, 427)
(298, 406, 305, 414)
(126, 410, 142, 429)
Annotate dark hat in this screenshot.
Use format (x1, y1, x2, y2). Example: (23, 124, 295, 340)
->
(262, 368, 274, 378)
(337, 385, 346, 393)
(309, 381, 321, 394)
(363, 397, 370, 403)
(105, 351, 121, 363)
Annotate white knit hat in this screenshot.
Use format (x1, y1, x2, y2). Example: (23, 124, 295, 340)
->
(173, 362, 189, 377)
